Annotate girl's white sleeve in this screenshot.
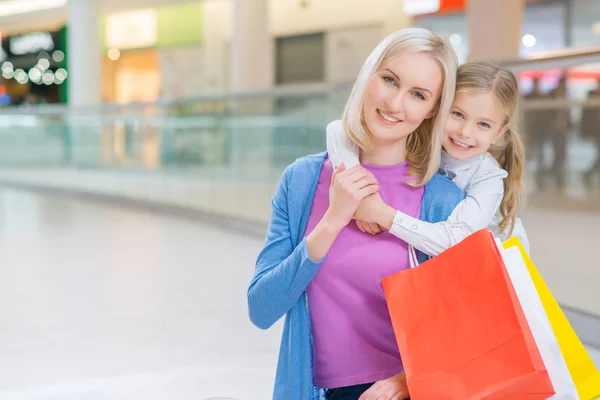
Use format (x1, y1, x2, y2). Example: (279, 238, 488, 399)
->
(510, 218, 530, 254)
(489, 216, 531, 254)
(326, 120, 360, 169)
(389, 167, 507, 257)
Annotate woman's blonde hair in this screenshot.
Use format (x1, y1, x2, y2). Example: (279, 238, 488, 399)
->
(342, 28, 457, 187)
(456, 61, 525, 235)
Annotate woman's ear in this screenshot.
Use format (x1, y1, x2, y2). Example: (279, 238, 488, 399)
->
(493, 124, 510, 144)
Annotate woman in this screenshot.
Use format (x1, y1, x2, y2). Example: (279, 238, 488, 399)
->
(248, 28, 463, 400)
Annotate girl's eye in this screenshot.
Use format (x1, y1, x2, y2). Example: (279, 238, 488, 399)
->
(383, 76, 395, 85)
(452, 111, 463, 118)
(414, 92, 425, 100)
(479, 122, 491, 129)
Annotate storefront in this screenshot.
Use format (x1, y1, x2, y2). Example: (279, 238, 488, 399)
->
(411, 0, 566, 63)
(412, 0, 600, 93)
(0, 28, 67, 105)
(101, 3, 205, 104)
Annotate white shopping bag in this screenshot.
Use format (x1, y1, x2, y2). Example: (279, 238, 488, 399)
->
(496, 241, 579, 399)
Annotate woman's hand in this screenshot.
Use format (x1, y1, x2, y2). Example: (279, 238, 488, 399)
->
(354, 191, 396, 233)
(358, 372, 409, 400)
(306, 163, 379, 261)
(324, 163, 380, 231)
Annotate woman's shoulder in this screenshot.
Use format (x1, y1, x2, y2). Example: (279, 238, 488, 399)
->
(426, 173, 465, 199)
(274, 152, 328, 199)
(281, 152, 328, 181)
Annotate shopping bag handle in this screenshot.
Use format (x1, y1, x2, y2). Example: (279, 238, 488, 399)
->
(408, 245, 419, 269)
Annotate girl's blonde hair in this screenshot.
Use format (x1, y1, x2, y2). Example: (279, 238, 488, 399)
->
(342, 28, 457, 187)
(456, 61, 525, 235)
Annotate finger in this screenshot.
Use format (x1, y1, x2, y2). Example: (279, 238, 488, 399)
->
(356, 220, 366, 232)
(390, 392, 405, 400)
(387, 388, 408, 400)
(358, 388, 371, 400)
(352, 175, 378, 191)
(334, 165, 363, 188)
(376, 387, 401, 400)
(346, 166, 375, 184)
(335, 165, 371, 186)
(339, 175, 375, 196)
(363, 223, 377, 235)
(364, 222, 379, 236)
(368, 222, 382, 235)
(359, 383, 382, 400)
(336, 164, 363, 182)
(357, 183, 380, 199)
(331, 163, 346, 185)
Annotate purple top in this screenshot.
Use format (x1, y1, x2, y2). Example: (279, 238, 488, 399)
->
(304, 158, 425, 389)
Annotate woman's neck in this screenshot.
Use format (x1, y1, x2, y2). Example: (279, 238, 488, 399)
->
(360, 138, 408, 166)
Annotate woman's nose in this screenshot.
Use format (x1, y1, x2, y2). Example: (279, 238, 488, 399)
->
(385, 92, 405, 113)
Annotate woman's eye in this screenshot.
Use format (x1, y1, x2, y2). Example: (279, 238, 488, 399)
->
(414, 92, 425, 100)
(383, 76, 395, 85)
(452, 111, 463, 118)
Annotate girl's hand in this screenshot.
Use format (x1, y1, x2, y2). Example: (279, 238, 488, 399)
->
(354, 191, 395, 231)
(356, 219, 384, 235)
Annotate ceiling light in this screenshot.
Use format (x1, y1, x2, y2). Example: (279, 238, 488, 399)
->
(522, 34, 536, 48)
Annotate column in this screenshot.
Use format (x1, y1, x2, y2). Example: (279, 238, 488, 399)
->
(229, 0, 274, 166)
(67, 0, 101, 107)
(203, 0, 234, 93)
(467, 0, 524, 61)
(230, 0, 273, 92)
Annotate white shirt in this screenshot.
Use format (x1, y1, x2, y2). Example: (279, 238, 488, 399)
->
(326, 120, 530, 255)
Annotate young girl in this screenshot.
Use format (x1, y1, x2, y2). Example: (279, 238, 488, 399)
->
(327, 60, 530, 255)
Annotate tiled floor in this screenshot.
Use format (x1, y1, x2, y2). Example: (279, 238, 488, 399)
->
(0, 188, 279, 400)
(0, 188, 598, 399)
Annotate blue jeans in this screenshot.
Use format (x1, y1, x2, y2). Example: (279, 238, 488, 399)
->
(325, 382, 411, 400)
(325, 383, 374, 400)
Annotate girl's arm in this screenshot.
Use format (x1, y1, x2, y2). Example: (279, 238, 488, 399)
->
(326, 120, 360, 169)
(387, 169, 506, 257)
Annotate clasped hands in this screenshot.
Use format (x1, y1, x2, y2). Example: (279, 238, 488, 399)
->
(329, 163, 390, 234)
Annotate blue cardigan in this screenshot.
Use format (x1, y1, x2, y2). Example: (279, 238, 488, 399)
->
(248, 152, 465, 400)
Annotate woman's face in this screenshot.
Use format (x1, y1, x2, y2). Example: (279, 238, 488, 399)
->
(363, 52, 443, 147)
(443, 91, 508, 161)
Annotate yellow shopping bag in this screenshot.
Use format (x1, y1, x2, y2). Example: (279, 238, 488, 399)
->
(503, 237, 600, 399)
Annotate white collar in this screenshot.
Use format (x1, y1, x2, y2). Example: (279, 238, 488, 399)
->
(440, 150, 485, 172)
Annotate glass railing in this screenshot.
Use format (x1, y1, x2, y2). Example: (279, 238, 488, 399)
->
(2, 48, 599, 322)
(2, 49, 600, 214)
(0, 83, 354, 224)
(0, 82, 352, 171)
(2, 49, 600, 215)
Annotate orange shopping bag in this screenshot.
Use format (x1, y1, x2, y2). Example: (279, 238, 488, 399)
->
(382, 230, 554, 399)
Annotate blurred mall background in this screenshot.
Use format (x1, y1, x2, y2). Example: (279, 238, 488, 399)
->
(0, 0, 598, 398)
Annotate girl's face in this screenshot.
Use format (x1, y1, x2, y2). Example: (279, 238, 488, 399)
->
(363, 52, 442, 147)
(443, 90, 509, 161)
